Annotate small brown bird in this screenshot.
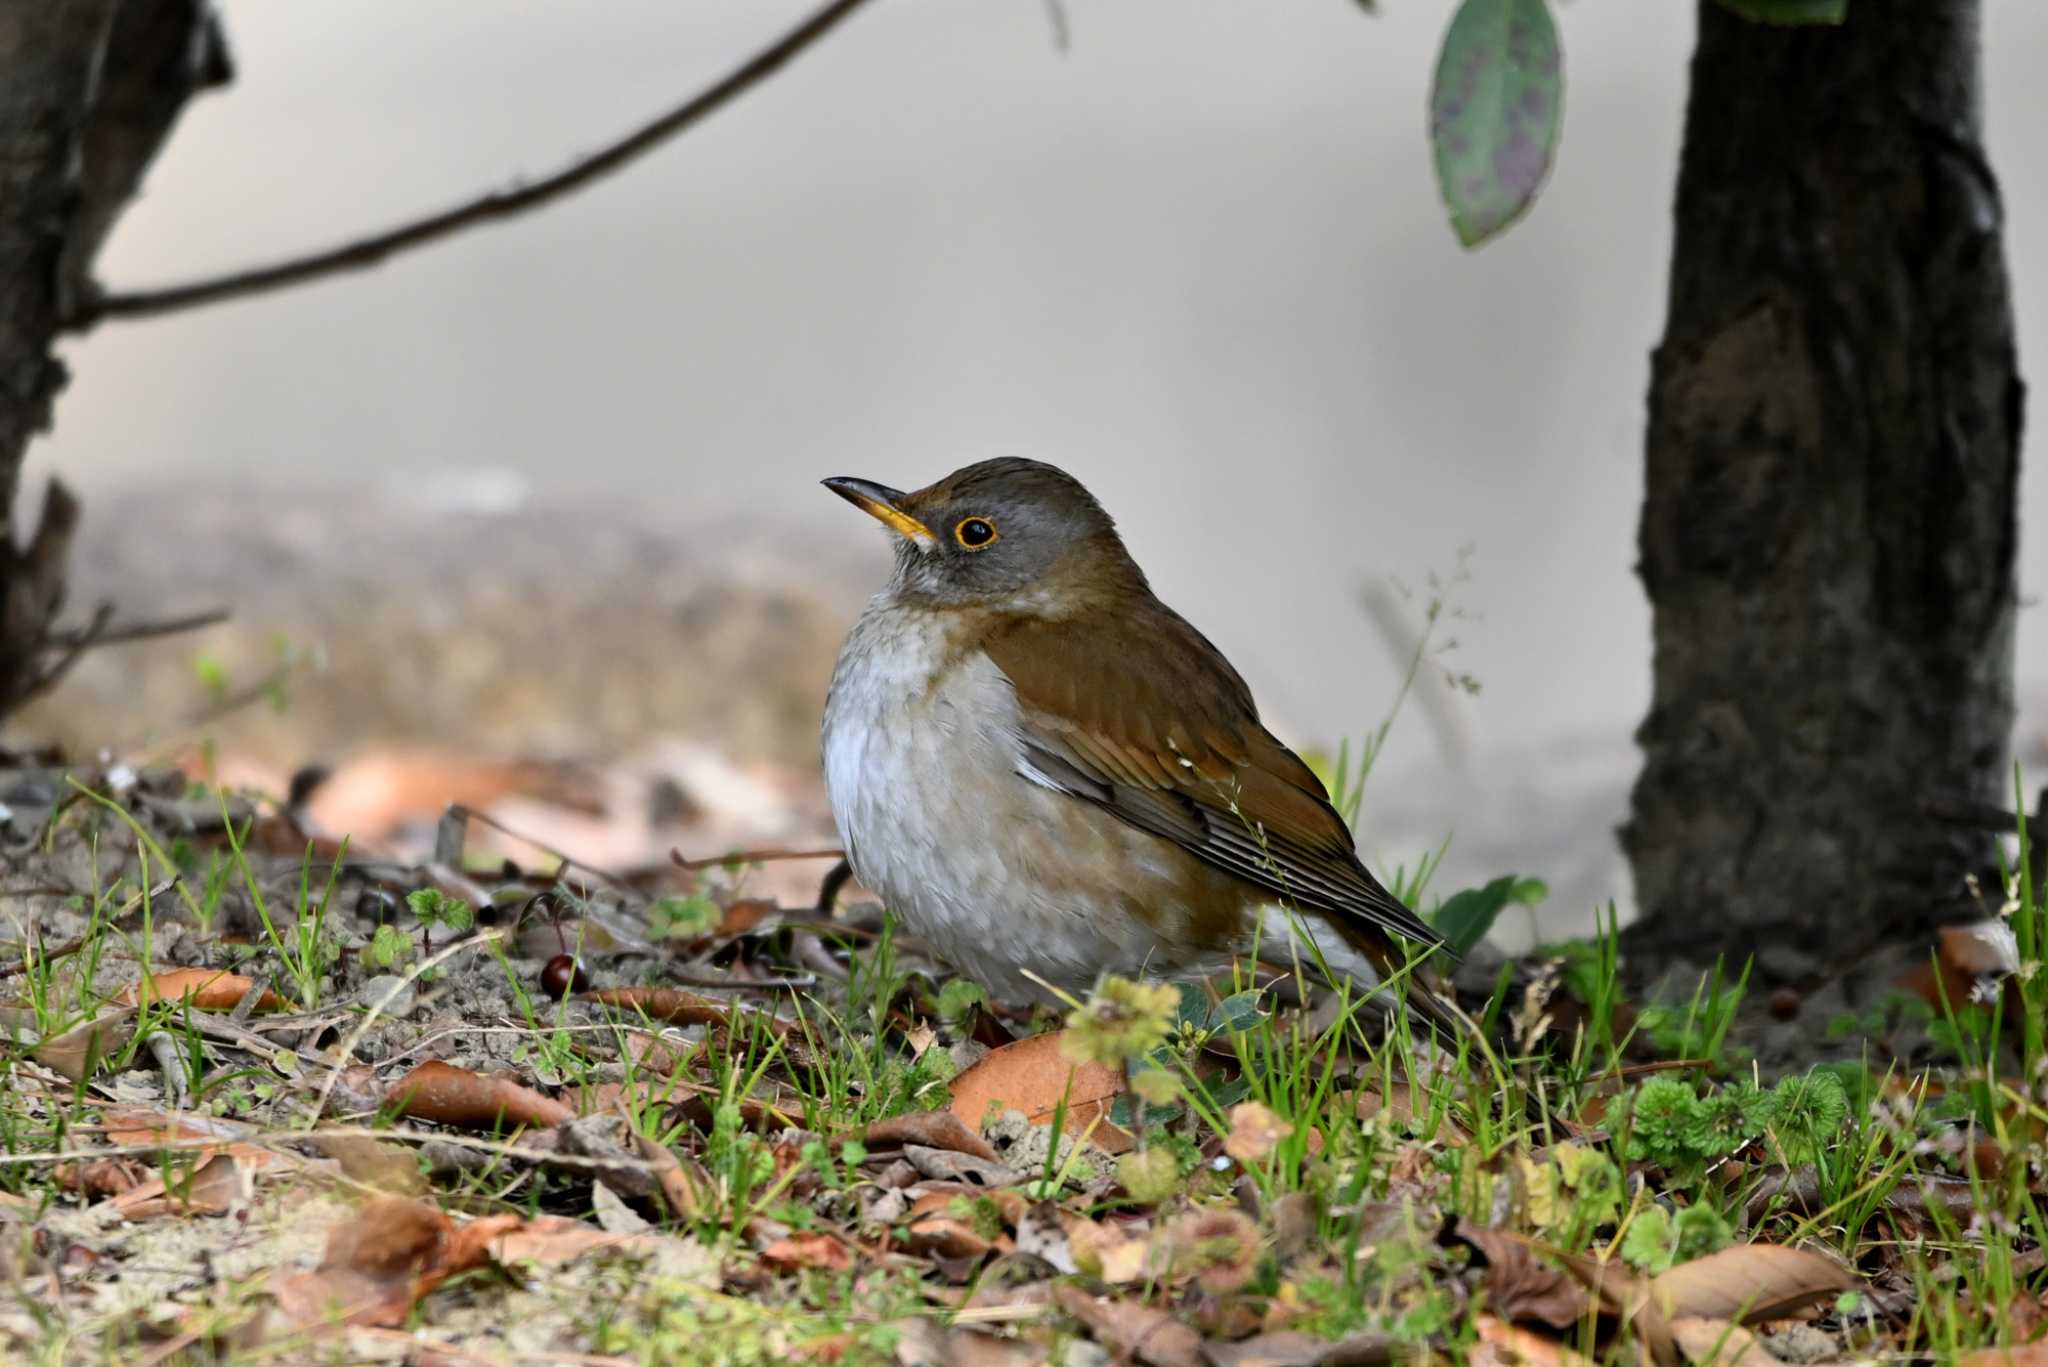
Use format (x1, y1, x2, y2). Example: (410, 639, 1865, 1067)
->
(821, 458, 1455, 1029)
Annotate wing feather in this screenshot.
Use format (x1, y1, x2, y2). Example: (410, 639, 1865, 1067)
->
(983, 609, 1447, 954)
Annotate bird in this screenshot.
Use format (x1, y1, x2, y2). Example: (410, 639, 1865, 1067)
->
(819, 457, 1458, 1032)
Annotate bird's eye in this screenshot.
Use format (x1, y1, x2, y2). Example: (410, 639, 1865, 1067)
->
(954, 517, 998, 550)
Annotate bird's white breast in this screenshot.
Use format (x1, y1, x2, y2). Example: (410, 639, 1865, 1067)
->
(821, 596, 1187, 1001)
(820, 595, 1384, 1004)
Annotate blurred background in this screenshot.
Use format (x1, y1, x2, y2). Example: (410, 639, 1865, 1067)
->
(15, 0, 2047, 939)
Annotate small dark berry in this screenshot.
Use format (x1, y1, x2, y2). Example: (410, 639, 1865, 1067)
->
(1768, 987, 1801, 1021)
(541, 954, 591, 999)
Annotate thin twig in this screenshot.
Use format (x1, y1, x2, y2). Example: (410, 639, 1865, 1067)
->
(20, 602, 113, 703)
(451, 803, 638, 893)
(670, 845, 843, 872)
(659, 970, 817, 992)
(71, 0, 877, 327)
(44, 606, 228, 647)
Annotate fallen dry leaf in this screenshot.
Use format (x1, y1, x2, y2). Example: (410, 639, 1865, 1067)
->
(113, 1151, 249, 1219)
(487, 1214, 644, 1267)
(306, 1134, 429, 1196)
(1224, 1101, 1295, 1164)
(947, 1030, 1133, 1154)
(1449, 1220, 1593, 1331)
(1669, 1315, 1770, 1363)
(122, 967, 282, 1011)
(759, 1231, 855, 1272)
(902, 1215, 1001, 1263)
(54, 1157, 148, 1200)
(1054, 1283, 1206, 1367)
(390, 1059, 575, 1130)
(1351, 1081, 1470, 1143)
(1548, 1244, 1676, 1367)
(1159, 1207, 1262, 1293)
(1063, 1213, 1152, 1284)
(31, 1006, 136, 1082)
(585, 985, 799, 1041)
(1472, 1313, 1592, 1365)
(1204, 1328, 1398, 1366)
(1650, 1243, 1854, 1324)
(1959, 1346, 2048, 1366)
(269, 1198, 521, 1332)
(862, 1108, 1000, 1163)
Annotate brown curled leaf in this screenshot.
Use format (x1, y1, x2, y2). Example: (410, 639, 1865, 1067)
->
(860, 1109, 1001, 1163)
(1649, 1242, 1855, 1324)
(1446, 1218, 1592, 1330)
(389, 1059, 574, 1131)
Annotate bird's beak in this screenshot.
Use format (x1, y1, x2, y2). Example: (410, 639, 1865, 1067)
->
(822, 477, 937, 549)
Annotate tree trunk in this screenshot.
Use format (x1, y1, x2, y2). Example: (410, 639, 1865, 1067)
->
(1624, 0, 2023, 986)
(0, 0, 228, 715)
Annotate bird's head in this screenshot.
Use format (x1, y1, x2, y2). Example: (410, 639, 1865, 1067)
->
(823, 457, 1143, 608)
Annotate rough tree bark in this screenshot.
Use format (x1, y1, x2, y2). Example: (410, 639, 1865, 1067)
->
(1624, 0, 2024, 985)
(0, 0, 228, 713)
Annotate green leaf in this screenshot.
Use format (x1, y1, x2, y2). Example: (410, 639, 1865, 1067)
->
(1429, 873, 1542, 956)
(1672, 1203, 1733, 1262)
(1429, 0, 1564, 247)
(1621, 1205, 1678, 1273)
(935, 978, 985, 1021)
(1715, 0, 1846, 25)
(1205, 990, 1264, 1036)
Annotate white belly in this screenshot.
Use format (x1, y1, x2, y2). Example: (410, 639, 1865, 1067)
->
(821, 599, 1188, 1002)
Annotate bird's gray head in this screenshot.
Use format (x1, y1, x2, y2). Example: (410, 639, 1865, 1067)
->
(823, 457, 1142, 607)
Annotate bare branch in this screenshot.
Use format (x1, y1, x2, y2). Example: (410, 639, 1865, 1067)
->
(69, 0, 876, 329)
(45, 605, 228, 647)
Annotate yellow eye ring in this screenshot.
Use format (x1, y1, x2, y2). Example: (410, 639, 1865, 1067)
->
(954, 516, 999, 550)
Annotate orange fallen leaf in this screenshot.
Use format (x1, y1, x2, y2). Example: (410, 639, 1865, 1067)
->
(390, 1060, 574, 1130)
(122, 967, 282, 1011)
(947, 1030, 1132, 1154)
(1472, 1313, 1591, 1365)
(716, 898, 781, 938)
(488, 1215, 651, 1267)
(760, 1231, 854, 1272)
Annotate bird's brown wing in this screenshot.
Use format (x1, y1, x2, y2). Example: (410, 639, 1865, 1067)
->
(981, 609, 1447, 954)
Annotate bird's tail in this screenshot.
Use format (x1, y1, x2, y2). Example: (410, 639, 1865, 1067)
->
(1327, 919, 1486, 1049)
